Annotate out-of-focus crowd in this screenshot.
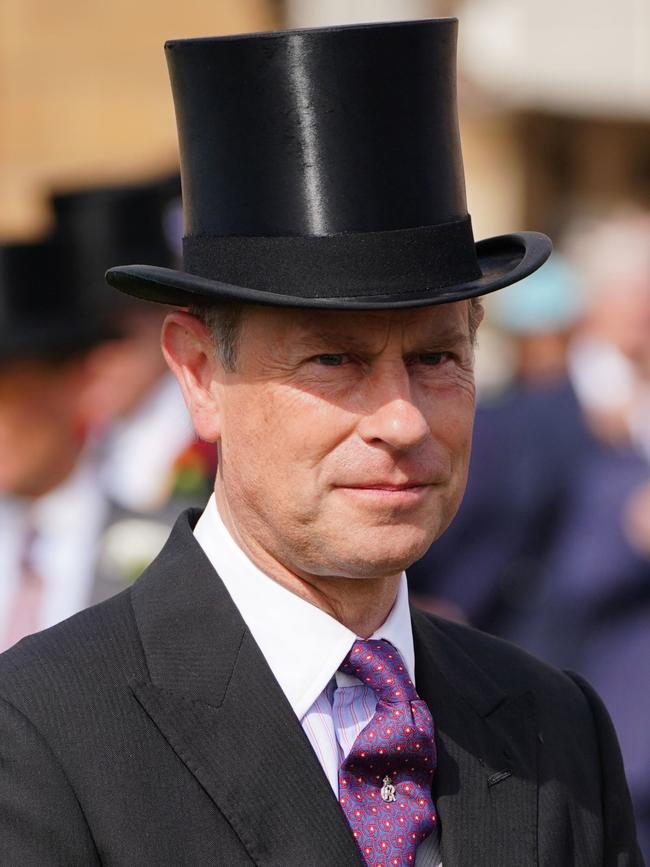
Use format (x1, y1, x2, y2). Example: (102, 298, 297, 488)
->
(0, 172, 216, 652)
(1, 189, 649, 856)
(408, 208, 650, 858)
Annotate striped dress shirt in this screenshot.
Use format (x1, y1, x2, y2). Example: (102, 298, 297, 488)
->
(194, 495, 442, 866)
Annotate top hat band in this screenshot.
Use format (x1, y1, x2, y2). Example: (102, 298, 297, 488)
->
(183, 215, 481, 299)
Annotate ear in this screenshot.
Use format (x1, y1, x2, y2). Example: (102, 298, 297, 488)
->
(161, 311, 223, 442)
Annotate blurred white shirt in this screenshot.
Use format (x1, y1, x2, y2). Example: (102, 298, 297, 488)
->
(0, 454, 107, 649)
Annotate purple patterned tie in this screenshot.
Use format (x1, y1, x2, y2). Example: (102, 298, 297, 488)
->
(338, 639, 437, 867)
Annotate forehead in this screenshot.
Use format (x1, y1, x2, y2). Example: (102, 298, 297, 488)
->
(241, 301, 470, 348)
(0, 358, 59, 396)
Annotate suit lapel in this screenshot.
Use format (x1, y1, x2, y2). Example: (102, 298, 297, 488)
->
(412, 610, 538, 867)
(130, 511, 362, 867)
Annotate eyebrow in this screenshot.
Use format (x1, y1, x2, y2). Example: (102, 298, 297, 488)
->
(297, 330, 373, 349)
(414, 326, 471, 347)
(295, 325, 471, 352)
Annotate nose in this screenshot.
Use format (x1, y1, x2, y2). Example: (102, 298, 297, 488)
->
(356, 366, 430, 452)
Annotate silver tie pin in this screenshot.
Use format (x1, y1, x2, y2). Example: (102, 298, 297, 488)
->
(381, 776, 396, 802)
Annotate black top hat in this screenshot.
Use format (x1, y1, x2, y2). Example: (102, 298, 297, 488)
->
(0, 238, 117, 361)
(106, 19, 551, 310)
(51, 174, 181, 316)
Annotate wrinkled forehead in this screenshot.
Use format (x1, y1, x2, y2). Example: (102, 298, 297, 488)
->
(241, 300, 472, 349)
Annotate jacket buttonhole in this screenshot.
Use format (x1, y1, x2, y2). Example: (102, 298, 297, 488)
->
(487, 769, 512, 788)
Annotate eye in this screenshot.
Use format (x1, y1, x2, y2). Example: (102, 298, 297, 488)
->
(416, 352, 449, 366)
(314, 353, 349, 366)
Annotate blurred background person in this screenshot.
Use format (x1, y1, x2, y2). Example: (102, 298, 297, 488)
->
(524, 212, 650, 854)
(0, 237, 117, 651)
(0, 174, 218, 651)
(566, 211, 650, 460)
(50, 174, 216, 519)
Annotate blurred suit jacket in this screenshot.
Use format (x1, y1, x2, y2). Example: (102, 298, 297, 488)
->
(0, 511, 642, 866)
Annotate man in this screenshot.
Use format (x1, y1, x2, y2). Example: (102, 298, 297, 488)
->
(0, 236, 117, 650)
(0, 19, 642, 866)
(0, 178, 202, 654)
(50, 176, 212, 596)
(50, 175, 214, 514)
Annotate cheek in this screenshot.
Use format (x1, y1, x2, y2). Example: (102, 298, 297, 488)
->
(219, 384, 354, 496)
(221, 384, 353, 514)
(422, 381, 476, 455)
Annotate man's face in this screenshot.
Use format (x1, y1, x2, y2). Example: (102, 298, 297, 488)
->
(212, 301, 478, 582)
(589, 278, 650, 366)
(0, 357, 88, 497)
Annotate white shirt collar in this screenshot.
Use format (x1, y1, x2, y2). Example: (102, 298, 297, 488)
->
(193, 494, 416, 720)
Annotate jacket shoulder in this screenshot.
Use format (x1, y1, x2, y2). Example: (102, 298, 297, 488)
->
(422, 610, 585, 698)
(414, 608, 624, 743)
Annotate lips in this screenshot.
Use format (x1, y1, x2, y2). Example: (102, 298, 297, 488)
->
(331, 453, 448, 492)
(343, 483, 431, 491)
(334, 483, 434, 508)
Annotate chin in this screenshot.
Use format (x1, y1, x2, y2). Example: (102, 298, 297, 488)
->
(331, 528, 437, 580)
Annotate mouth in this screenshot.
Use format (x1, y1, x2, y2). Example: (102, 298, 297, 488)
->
(344, 483, 431, 491)
(335, 482, 434, 506)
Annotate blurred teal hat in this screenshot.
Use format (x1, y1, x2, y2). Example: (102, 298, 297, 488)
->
(489, 255, 584, 334)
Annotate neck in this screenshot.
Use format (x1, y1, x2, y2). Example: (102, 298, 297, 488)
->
(282, 571, 401, 639)
(214, 487, 401, 638)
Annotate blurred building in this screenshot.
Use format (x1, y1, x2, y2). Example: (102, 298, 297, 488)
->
(3, 0, 648, 242)
(286, 0, 650, 240)
(457, 0, 650, 238)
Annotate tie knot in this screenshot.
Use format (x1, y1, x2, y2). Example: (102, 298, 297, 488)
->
(340, 639, 417, 703)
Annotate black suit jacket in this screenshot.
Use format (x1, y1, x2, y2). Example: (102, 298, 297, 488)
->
(0, 511, 642, 865)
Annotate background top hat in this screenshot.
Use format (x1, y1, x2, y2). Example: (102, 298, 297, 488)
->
(51, 173, 181, 317)
(106, 18, 551, 310)
(0, 237, 117, 361)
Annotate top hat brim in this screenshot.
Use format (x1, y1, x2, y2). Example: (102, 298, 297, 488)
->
(0, 318, 119, 362)
(105, 230, 551, 311)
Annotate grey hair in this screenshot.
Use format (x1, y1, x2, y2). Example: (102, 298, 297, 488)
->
(190, 295, 484, 371)
(468, 296, 484, 344)
(188, 302, 246, 371)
